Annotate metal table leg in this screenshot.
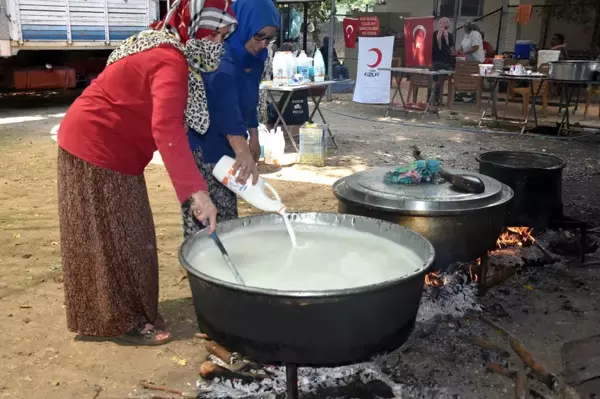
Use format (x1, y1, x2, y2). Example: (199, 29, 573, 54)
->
(385, 73, 403, 117)
(491, 80, 499, 119)
(267, 89, 299, 153)
(308, 88, 338, 150)
(572, 86, 581, 115)
(558, 83, 576, 136)
(421, 75, 438, 122)
(397, 73, 407, 110)
(520, 79, 543, 134)
(478, 79, 497, 127)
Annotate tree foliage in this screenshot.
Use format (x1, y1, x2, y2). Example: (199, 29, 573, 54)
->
(540, 0, 600, 48)
(306, 0, 376, 23)
(541, 0, 597, 25)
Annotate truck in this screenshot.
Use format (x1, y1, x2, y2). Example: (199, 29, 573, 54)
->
(0, 0, 166, 90)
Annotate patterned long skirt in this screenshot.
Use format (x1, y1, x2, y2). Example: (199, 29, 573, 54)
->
(181, 147, 238, 239)
(57, 148, 163, 336)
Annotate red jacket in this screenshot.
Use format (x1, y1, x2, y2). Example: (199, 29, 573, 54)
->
(58, 45, 207, 203)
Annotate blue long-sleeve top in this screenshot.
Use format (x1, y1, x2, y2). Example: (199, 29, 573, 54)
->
(187, 41, 264, 164)
(187, 0, 279, 164)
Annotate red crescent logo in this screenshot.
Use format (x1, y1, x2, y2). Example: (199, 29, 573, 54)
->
(412, 25, 426, 39)
(367, 48, 382, 68)
(345, 25, 354, 37)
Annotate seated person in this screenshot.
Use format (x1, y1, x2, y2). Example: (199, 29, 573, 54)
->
(550, 33, 568, 60)
(320, 36, 349, 80)
(481, 32, 496, 58)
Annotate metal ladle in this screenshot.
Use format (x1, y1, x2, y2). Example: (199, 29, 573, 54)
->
(210, 232, 245, 285)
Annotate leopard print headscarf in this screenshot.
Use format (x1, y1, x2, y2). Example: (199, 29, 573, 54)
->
(106, 0, 237, 135)
(184, 39, 226, 134)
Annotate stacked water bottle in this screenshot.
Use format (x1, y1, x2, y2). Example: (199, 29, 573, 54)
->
(272, 49, 326, 86)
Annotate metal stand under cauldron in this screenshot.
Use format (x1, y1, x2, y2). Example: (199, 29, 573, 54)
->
(286, 364, 299, 399)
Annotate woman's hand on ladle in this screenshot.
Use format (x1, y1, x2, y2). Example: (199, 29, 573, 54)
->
(190, 191, 217, 234)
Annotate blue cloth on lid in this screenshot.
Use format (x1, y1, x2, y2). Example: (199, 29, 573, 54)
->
(187, 0, 280, 164)
(384, 160, 442, 184)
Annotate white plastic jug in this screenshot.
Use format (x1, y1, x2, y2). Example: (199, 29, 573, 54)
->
(213, 155, 284, 213)
(313, 49, 325, 82)
(272, 52, 284, 85)
(296, 51, 311, 80)
(257, 124, 269, 161)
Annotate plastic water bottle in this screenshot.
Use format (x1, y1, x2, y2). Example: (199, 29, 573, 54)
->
(296, 51, 311, 81)
(313, 49, 325, 82)
(273, 52, 284, 85)
(213, 155, 285, 213)
(257, 124, 269, 161)
(263, 128, 275, 164)
(272, 126, 286, 165)
(284, 52, 295, 85)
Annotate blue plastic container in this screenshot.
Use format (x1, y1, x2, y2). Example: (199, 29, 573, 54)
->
(514, 41, 536, 60)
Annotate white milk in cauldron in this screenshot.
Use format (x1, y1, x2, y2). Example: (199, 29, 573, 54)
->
(188, 224, 423, 291)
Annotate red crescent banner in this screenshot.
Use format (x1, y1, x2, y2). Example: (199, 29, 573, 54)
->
(343, 18, 359, 48)
(403, 16, 434, 67)
(358, 16, 380, 37)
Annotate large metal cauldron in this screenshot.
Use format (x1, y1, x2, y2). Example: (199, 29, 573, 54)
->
(476, 151, 566, 229)
(179, 213, 435, 366)
(549, 60, 600, 82)
(333, 168, 513, 269)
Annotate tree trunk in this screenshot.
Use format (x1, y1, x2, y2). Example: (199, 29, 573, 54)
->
(538, 3, 551, 49)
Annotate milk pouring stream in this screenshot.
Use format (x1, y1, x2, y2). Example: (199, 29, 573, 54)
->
(213, 156, 298, 247)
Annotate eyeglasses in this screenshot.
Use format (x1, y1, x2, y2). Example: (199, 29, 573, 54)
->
(253, 33, 276, 43)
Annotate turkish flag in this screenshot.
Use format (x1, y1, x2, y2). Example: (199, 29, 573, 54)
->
(343, 18, 359, 48)
(403, 16, 434, 67)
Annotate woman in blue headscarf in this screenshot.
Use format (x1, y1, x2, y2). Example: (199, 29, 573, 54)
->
(181, 0, 280, 237)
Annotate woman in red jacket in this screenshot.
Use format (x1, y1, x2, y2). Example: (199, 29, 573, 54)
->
(57, 0, 237, 346)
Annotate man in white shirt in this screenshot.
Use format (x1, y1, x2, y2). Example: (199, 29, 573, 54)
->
(461, 21, 485, 62)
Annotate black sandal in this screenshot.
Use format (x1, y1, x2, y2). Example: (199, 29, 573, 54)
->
(116, 324, 172, 346)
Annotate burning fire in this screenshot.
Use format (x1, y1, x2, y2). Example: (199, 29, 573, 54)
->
(469, 262, 479, 283)
(424, 270, 443, 287)
(496, 227, 535, 248)
(424, 227, 535, 287)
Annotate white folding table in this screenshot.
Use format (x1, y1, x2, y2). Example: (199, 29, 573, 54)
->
(260, 80, 338, 151)
(379, 67, 454, 122)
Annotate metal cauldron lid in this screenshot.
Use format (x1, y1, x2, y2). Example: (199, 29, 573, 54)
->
(333, 167, 512, 214)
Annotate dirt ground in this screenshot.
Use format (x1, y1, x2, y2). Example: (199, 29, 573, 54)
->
(0, 91, 599, 399)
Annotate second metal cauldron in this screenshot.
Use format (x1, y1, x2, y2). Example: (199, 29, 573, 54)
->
(476, 151, 566, 229)
(333, 168, 514, 269)
(179, 213, 435, 366)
